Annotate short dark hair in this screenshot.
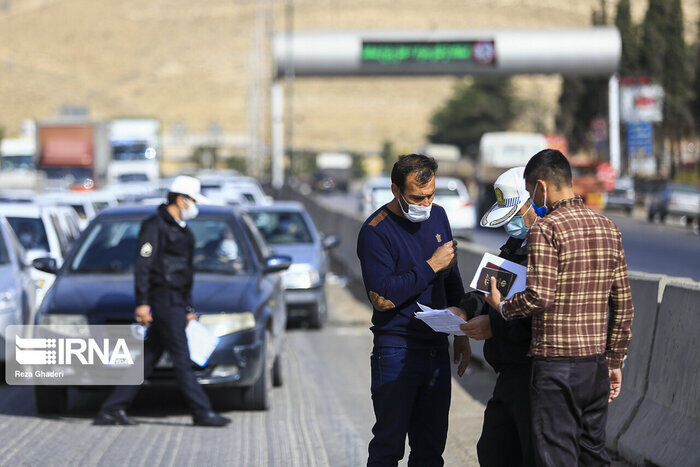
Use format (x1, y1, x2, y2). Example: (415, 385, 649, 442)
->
(167, 192, 190, 205)
(391, 154, 438, 192)
(524, 149, 572, 189)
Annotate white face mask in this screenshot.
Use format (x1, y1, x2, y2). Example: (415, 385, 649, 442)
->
(180, 200, 199, 221)
(399, 192, 432, 223)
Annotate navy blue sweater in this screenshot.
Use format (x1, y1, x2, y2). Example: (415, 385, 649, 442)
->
(357, 204, 465, 348)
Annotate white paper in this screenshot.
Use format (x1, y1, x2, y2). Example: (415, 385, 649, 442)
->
(415, 303, 467, 336)
(185, 320, 221, 367)
(469, 252, 527, 299)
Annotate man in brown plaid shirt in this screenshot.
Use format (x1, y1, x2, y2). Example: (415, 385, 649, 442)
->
(484, 149, 634, 466)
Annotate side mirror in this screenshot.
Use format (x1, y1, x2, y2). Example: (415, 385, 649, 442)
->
(263, 255, 292, 274)
(322, 234, 340, 250)
(33, 257, 58, 275)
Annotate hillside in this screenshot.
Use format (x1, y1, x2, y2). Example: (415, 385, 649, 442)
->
(0, 0, 697, 158)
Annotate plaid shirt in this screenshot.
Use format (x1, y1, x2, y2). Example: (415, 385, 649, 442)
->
(500, 197, 633, 369)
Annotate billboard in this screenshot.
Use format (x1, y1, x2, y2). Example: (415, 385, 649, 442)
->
(620, 84, 664, 123)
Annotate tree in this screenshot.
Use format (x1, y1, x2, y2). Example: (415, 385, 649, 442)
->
(615, 0, 639, 75)
(639, 0, 667, 81)
(428, 77, 518, 157)
(380, 140, 396, 174)
(556, 1, 609, 154)
(693, 18, 700, 131)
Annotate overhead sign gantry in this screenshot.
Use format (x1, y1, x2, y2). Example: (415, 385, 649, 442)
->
(270, 28, 622, 187)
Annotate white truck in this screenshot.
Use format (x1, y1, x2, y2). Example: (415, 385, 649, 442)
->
(107, 118, 161, 184)
(476, 132, 547, 216)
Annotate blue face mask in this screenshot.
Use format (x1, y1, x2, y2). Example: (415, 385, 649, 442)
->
(531, 183, 548, 218)
(504, 204, 532, 239)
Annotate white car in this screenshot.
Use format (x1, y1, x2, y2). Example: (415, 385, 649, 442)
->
(361, 176, 394, 218)
(37, 191, 118, 229)
(0, 217, 36, 350)
(434, 178, 476, 239)
(361, 176, 475, 238)
(220, 177, 272, 205)
(0, 203, 72, 303)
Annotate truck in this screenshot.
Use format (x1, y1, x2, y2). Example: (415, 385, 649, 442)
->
(36, 120, 110, 189)
(476, 132, 548, 216)
(107, 118, 161, 184)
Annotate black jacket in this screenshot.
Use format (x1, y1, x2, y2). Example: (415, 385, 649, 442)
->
(134, 204, 195, 312)
(459, 236, 531, 373)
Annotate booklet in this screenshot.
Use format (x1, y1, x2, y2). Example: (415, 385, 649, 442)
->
(469, 252, 527, 299)
(185, 320, 221, 367)
(415, 303, 467, 336)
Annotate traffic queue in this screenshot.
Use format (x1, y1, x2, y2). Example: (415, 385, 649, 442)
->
(0, 172, 339, 417)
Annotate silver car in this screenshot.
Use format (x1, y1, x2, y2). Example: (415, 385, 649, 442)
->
(246, 202, 339, 329)
(0, 217, 36, 360)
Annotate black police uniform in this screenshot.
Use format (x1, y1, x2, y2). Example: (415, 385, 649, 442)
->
(100, 204, 213, 417)
(459, 236, 534, 467)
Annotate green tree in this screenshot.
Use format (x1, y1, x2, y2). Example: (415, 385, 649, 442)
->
(556, 1, 609, 154)
(428, 77, 518, 157)
(693, 18, 700, 131)
(639, 0, 667, 81)
(380, 140, 396, 174)
(615, 0, 639, 75)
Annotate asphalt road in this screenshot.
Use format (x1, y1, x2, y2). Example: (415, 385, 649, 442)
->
(318, 192, 700, 281)
(0, 283, 485, 466)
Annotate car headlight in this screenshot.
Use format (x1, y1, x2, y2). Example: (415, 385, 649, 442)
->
(38, 314, 89, 326)
(199, 312, 256, 337)
(282, 263, 321, 290)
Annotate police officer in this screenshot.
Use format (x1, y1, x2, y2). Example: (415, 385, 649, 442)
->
(94, 176, 230, 427)
(454, 167, 537, 466)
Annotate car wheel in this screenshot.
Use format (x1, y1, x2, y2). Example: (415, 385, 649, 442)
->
(240, 331, 271, 411)
(34, 386, 68, 414)
(308, 295, 327, 330)
(625, 207, 632, 216)
(272, 353, 283, 387)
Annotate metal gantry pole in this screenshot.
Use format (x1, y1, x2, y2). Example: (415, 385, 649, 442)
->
(271, 80, 284, 190)
(608, 73, 621, 176)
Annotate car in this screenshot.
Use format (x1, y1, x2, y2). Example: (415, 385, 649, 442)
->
(646, 183, 700, 225)
(0, 216, 37, 357)
(361, 176, 394, 218)
(605, 177, 635, 215)
(0, 203, 73, 304)
(434, 177, 476, 239)
(31, 204, 290, 413)
(246, 201, 339, 329)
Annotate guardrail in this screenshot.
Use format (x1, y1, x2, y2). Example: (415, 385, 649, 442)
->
(280, 187, 700, 466)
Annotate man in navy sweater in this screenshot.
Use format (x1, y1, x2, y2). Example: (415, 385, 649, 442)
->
(357, 154, 470, 467)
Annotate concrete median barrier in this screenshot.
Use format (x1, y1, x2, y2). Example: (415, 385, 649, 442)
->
(617, 280, 700, 466)
(606, 273, 667, 453)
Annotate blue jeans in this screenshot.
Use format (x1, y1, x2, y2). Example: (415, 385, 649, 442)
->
(368, 346, 451, 467)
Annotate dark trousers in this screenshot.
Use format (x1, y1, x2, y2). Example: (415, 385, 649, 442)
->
(101, 304, 212, 417)
(367, 346, 451, 467)
(477, 362, 535, 467)
(530, 356, 610, 467)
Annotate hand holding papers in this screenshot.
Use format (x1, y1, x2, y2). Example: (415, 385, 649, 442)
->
(186, 320, 221, 367)
(415, 303, 467, 336)
(470, 253, 526, 299)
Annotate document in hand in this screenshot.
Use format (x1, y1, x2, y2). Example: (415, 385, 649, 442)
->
(469, 252, 527, 299)
(185, 320, 221, 367)
(415, 303, 467, 336)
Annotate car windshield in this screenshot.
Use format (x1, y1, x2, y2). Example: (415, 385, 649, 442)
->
(70, 204, 87, 219)
(70, 218, 249, 274)
(117, 173, 149, 183)
(248, 210, 313, 244)
(435, 188, 461, 198)
(669, 185, 700, 195)
(0, 232, 9, 264)
(112, 143, 150, 161)
(6, 217, 50, 252)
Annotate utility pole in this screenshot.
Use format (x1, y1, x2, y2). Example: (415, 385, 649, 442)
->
(284, 0, 295, 179)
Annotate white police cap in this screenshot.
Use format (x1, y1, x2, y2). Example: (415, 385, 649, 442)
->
(480, 167, 529, 228)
